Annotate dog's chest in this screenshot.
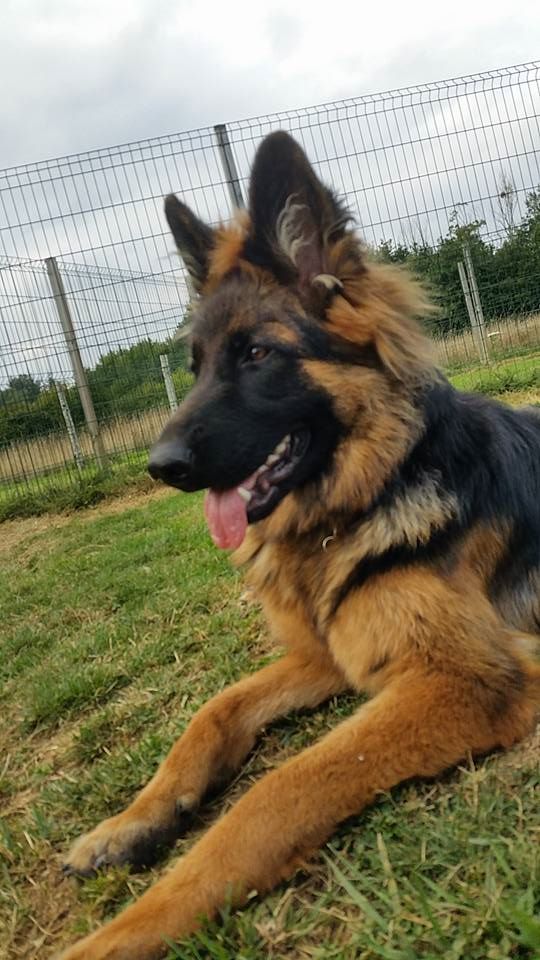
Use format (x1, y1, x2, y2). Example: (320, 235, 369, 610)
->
(242, 534, 351, 643)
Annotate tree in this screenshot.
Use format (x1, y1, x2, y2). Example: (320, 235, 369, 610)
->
(0, 373, 42, 406)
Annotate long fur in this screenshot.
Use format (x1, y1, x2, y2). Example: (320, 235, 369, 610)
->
(59, 132, 539, 960)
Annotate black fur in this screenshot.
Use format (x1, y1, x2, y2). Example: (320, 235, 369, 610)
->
(149, 275, 344, 502)
(332, 379, 540, 622)
(243, 131, 352, 287)
(164, 194, 215, 291)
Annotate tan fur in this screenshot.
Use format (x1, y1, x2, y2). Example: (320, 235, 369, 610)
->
(326, 260, 436, 383)
(257, 367, 422, 540)
(205, 212, 249, 291)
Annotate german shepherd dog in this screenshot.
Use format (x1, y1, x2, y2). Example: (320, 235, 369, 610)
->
(60, 132, 540, 959)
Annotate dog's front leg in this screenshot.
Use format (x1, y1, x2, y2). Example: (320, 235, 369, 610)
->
(64, 649, 346, 876)
(59, 664, 535, 960)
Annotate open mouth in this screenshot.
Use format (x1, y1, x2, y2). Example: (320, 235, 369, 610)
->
(204, 429, 310, 550)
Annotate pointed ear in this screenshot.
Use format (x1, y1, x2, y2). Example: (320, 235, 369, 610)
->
(244, 131, 351, 293)
(164, 194, 215, 292)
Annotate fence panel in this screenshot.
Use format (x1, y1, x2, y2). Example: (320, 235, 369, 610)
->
(1, 61, 539, 515)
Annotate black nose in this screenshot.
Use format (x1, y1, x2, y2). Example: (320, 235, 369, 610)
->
(148, 439, 194, 489)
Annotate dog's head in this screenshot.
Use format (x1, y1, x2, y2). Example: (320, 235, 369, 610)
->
(149, 132, 434, 548)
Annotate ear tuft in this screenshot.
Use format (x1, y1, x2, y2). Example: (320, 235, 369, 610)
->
(312, 274, 344, 292)
(164, 195, 215, 292)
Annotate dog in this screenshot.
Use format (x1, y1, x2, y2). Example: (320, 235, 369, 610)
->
(59, 131, 540, 959)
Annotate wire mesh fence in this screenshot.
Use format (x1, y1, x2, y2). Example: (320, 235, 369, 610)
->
(1, 61, 539, 516)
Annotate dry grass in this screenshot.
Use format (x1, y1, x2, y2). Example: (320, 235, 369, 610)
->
(0, 406, 170, 483)
(434, 311, 539, 368)
(0, 484, 173, 554)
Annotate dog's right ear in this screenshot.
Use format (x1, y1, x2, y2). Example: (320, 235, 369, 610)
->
(164, 195, 215, 292)
(244, 131, 352, 294)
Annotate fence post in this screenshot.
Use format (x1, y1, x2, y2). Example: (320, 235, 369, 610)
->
(214, 123, 245, 210)
(55, 382, 85, 474)
(457, 260, 489, 364)
(45, 256, 107, 468)
(462, 244, 489, 363)
(159, 355, 178, 411)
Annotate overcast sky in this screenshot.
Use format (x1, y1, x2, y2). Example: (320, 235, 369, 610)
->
(0, 1, 539, 425)
(2, 0, 539, 169)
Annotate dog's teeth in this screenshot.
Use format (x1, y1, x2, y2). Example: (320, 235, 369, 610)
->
(237, 486, 252, 503)
(275, 439, 288, 455)
(266, 453, 280, 465)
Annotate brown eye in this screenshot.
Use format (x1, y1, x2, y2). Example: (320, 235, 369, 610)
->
(248, 344, 270, 363)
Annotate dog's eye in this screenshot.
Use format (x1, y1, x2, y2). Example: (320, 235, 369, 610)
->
(247, 344, 270, 364)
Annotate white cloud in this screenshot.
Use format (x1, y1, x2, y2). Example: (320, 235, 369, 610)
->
(1, 0, 539, 166)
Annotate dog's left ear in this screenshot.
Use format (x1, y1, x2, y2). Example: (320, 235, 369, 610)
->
(244, 131, 351, 296)
(164, 194, 216, 293)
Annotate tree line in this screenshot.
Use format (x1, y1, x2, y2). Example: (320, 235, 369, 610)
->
(0, 338, 190, 446)
(377, 187, 540, 336)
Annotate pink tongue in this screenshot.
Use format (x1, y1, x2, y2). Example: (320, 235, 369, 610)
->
(204, 487, 249, 550)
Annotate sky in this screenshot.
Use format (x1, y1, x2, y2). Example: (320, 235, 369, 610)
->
(2, 0, 540, 169)
(1, 0, 539, 393)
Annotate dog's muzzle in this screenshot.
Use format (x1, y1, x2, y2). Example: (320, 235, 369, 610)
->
(148, 439, 196, 490)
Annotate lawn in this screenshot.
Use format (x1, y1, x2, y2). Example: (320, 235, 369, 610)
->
(0, 454, 154, 523)
(449, 353, 539, 396)
(0, 489, 539, 959)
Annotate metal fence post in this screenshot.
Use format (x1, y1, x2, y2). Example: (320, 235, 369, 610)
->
(54, 382, 85, 474)
(159, 355, 178, 411)
(463, 244, 489, 363)
(45, 256, 107, 468)
(457, 260, 489, 364)
(214, 123, 245, 210)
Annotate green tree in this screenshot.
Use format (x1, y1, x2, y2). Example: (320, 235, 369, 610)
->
(0, 373, 42, 406)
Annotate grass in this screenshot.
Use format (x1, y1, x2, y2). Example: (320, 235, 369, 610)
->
(0, 453, 155, 523)
(434, 312, 539, 370)
(449, 353, 540, 395)
(1, 491, 538, 959)
(0, 406, 172, 486)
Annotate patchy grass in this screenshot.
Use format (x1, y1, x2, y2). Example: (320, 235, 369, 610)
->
(0, 455, 153, 523)
(0, 491, 538, 959)
(449, 353, 540, 396)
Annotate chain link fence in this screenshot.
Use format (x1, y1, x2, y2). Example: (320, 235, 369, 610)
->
(1, 61, 539, 516)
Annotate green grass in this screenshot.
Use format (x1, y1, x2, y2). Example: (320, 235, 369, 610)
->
(0, 492, 538, 959)
(0, 452, 152, 523)
(449, 353, 540, 395)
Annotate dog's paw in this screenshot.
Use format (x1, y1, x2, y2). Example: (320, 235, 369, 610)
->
(63, 804, 191, 877)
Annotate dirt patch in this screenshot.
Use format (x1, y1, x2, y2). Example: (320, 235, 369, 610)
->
(497, 386, 540, 407)
(1, 485, 174, 552)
